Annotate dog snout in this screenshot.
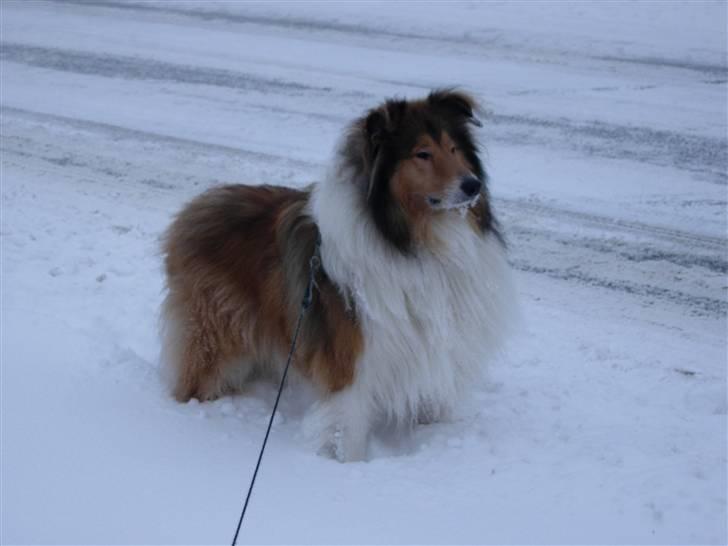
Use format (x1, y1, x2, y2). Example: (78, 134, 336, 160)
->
(459, 177, 482, 198)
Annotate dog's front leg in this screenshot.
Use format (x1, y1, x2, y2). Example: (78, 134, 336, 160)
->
(304, 385, 372, 462)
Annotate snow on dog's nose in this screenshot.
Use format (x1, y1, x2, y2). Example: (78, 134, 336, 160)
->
(427, 177, 482, 210)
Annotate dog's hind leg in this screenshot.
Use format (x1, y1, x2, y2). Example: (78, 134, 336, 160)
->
(172, 325, 222, 402)
(161, 295, 251, 402)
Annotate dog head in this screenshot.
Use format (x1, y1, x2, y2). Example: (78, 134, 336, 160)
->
(343, 90, 495, 253)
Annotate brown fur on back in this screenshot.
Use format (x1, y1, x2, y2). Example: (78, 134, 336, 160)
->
(162, 184, 361, 402)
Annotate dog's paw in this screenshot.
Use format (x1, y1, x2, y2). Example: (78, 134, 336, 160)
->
(303, 394, 371, 462)
(317, 424, 369, 462)
(316, 426, 345, 461)
(304, 410, 367, 462)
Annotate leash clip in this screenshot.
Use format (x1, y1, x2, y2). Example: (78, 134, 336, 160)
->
(302, 238, 321, 311)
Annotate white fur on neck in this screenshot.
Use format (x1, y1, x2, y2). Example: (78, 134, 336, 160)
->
(309, 159, 515, 434)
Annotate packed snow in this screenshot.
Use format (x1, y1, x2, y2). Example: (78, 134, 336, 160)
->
(1, 1, 726, 544)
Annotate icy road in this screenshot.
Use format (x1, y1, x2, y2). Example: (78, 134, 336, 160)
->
(1, 1, 726, 544)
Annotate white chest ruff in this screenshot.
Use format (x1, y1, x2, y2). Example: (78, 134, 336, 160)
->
(312, 176, 514, 423)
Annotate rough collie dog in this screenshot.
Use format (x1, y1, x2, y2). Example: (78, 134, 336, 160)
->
(162, 90, 513, 461)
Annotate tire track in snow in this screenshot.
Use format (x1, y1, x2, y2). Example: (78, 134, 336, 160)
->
(3, 40, 724, 185)
(511, 259, 727, 316)
(489, 114, 727, 186)
(511, 225, 726, 273)
(61, 0, 728, 78)
(0, 42, 331, 94)
(595, 56, 728, 78)
(0, 106, 320, 171)
(2, 107, 725, 316)
(503, 199, 725, 251)
(506, 224, 727, 316)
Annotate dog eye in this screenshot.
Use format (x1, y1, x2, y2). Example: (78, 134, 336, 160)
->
(415, 151, 432, 160)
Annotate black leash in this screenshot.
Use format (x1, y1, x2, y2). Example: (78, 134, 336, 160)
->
(231, 237, 321, 546)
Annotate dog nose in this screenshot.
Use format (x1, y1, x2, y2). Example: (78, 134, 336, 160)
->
(460, 177, 482, 197)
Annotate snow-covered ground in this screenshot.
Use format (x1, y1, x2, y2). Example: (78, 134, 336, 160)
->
(1, 1, 726, 544)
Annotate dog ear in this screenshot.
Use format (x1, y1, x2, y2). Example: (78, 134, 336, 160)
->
(428, 89, 482, 127)
(364, 99, 407, 151)
(361, 109, 387, 201)
(364, 108, 387, 146)
(362, 99, 406, 199)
